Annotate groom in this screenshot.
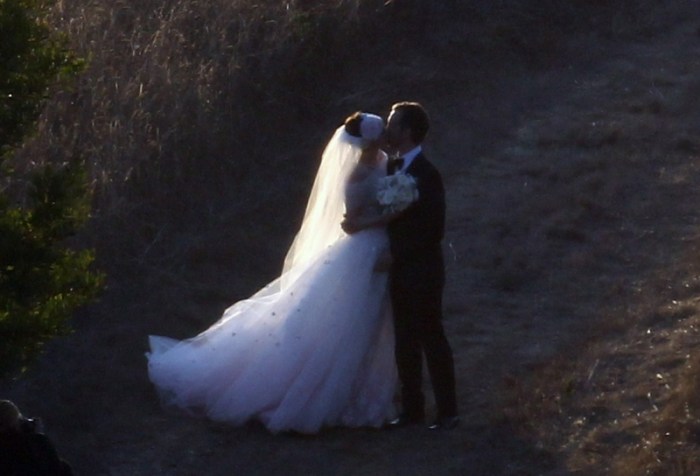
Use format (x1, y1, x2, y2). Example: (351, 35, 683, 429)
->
(384, 102, 458, 430)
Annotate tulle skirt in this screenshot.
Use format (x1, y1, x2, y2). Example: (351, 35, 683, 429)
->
(147, 228, 397, 434)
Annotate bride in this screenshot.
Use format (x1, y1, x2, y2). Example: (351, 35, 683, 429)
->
(147, 112, 397, 434)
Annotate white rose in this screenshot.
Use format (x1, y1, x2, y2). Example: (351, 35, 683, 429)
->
(376, 173, 419, 214)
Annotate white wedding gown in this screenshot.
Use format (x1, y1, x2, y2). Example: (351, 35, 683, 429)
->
(147, 161, 396, 434)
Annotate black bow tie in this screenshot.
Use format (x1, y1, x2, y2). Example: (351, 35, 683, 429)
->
(389, 157, 404, 171)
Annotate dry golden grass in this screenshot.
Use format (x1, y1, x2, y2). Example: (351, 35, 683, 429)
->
(17, 1, 399, 278)
(5, 1, 700, 474)
(16, 0, 664, 276)
(485, 15, 700, 474)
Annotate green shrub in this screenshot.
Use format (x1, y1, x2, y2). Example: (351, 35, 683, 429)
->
(0, 0, 102, 377)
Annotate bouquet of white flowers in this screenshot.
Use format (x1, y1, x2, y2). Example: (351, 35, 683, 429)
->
(376, 172, 419, 214)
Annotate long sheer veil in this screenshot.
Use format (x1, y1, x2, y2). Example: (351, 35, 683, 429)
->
(280, 126, 361, 288)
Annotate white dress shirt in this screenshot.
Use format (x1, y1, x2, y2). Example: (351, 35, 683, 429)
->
(397, 145, 422, 173)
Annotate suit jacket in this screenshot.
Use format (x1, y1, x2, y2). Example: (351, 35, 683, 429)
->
(387, 153, 445, 291)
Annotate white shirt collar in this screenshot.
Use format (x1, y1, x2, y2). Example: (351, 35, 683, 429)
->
(398, 145, 422, 172)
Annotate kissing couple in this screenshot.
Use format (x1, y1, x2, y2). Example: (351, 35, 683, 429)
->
(147, 102, 459, 433)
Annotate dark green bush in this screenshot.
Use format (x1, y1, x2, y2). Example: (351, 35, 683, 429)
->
(0, 0, 102, 377)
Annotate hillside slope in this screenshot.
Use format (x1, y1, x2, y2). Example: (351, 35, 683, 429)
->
(3, 2, 700, 474)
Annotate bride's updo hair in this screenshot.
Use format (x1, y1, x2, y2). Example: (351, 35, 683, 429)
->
(342, 112, 384, 148)
(344, 112, 364, 137)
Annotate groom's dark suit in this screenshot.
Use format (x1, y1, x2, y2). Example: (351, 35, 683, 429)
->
(387, 153, 457, 420)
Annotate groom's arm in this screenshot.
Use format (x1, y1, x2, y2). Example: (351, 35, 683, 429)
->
(341, 209, 401, 234)
(341, 199, 403, 233)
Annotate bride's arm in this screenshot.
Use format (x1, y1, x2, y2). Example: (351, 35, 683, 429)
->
(342, 152, 392, 234)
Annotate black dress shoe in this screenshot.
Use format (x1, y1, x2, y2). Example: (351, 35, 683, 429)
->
(427, 416, 460, 431)
(386, 414, 424, 429)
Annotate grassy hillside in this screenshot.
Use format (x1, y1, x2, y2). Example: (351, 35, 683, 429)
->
(17, 0, 677, 284)
(4, 0, 700, 474)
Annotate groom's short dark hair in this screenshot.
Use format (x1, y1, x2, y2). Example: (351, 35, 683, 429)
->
(391, 102, 429, 144)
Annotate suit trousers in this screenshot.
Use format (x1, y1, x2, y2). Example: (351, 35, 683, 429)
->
(390, 279, 457, 419)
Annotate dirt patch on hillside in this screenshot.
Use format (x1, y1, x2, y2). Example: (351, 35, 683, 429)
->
(4, 6, 700, 476)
